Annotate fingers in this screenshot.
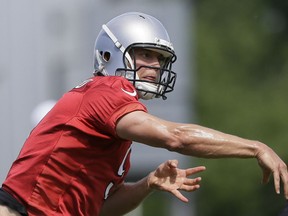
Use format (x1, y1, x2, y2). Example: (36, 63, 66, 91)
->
(180, 177, 202, 191)
(171, 190, 189, 203)
(153, 160, 205, 199)
(257, 146, 288, 199)
(273, 166, 288, 199)
(261, 168, 271, 184)
(164, 160, 205, 175)
(282, 173, 288, 200)
(184, 176, 202, 186)
(171, 184, 201, 203)
(272, 169, 280, 195)
(170, 178, 202, 203)
(185, 166, 206, 176)
(262, 160, 288, 199)
(278, 163, 288, 199)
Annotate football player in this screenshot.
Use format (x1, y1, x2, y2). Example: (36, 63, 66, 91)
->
(0, 12, 287, 216)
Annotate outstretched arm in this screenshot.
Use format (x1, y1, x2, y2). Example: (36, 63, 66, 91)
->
(116, 111, 288, 199)
(99, 160, 205, 216)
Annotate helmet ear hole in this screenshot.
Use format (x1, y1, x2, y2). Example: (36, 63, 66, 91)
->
(99, 51, 111, 62)
(103, 51, 111, 62)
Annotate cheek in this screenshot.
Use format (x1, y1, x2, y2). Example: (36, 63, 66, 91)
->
(136, 68, 145, 78)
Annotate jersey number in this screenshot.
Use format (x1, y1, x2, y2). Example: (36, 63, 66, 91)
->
(104, 146, 131, 200)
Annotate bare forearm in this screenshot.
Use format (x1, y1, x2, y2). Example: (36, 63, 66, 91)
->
(168, 124, 261, 159)
(117, 113, 261, 159)
(99, 177, 153, 216)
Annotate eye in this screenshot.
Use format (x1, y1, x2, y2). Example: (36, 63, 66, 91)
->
(140, 50, 152, 59)
(158, 55, 165, 64)
(158, 55, 170, 68)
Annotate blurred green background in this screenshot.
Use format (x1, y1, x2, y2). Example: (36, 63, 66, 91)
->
(142, 0, 288, 215)
(195, 0, 288, 215)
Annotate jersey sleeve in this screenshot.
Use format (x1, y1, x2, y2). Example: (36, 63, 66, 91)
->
(100, 79, 147, 137)
(66, 77, 147, 138)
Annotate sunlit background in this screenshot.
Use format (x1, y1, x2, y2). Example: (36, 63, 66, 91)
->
(1, 0, 288, 216)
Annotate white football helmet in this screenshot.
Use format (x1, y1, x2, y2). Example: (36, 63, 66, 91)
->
(93, 12, 177, 100)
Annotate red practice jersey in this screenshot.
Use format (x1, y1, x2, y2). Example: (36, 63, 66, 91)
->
(3, 76, 147, 216)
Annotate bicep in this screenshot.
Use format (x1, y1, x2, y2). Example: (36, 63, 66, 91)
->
(116, 111, 178, 149)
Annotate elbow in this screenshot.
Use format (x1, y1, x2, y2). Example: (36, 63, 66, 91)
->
(162, 128, 187, 153)
(165, 139, 185, 153)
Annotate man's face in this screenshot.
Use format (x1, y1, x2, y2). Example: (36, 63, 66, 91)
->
(132, 48, 165, 83)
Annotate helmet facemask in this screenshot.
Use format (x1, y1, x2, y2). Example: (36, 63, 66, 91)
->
(115, 44, 177, 100)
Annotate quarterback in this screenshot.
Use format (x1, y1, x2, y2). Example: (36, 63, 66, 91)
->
(0, 12, 287, 216)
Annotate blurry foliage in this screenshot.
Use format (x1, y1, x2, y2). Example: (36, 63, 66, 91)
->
(194, 0, 288, 215)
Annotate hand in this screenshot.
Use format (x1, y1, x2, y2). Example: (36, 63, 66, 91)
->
(147, 159, 206, 202)
(256, 143, 288, 199)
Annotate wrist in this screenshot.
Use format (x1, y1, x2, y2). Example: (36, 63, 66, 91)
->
(146, 171, 156, 192)
(253, 141, 268, 158)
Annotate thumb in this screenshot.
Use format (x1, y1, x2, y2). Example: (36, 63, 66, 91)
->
(168, 160, 178, 169)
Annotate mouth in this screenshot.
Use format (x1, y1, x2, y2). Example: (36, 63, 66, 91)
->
(143, 75, 156, 82)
